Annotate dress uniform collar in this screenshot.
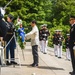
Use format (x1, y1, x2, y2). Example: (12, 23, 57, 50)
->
(71, 24, 74, 27)
(71, 23, 75, 27)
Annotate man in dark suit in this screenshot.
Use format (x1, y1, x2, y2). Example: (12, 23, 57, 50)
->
(69, 15, 75, 75)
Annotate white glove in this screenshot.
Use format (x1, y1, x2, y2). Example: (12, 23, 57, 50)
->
(0, 7, 5, 16)
(73, 46, 75, 50)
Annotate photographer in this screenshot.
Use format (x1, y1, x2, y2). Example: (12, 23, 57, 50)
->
(3, 14, 17, 65)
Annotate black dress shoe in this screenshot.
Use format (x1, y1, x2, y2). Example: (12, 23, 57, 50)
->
(30, 63, 34, 66)
(11, 61, 18, 65)
(55, 55, 57, 57)
(58, 57, 61, 58)
(69, 71, 75, 75)
(43, 52, 47, 54)
(32, 64, 38, 67)
(6, 61, 11, 65)
(69, 72, 73, 74)
(71, 73, 75, 75)
(69, 71, 74, 74)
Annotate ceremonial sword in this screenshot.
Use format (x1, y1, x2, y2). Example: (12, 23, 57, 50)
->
(3, 0, 12, 9)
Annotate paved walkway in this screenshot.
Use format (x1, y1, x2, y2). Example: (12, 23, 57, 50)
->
(1, 42, 72, 75)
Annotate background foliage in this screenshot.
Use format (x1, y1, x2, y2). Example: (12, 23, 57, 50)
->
(0, 0, 75, 49)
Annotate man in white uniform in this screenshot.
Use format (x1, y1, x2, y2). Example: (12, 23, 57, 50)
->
(58, 30, 63, 58)
(65, 34, 70, 60)
(41, 24, 50, 54)
(39, 24, 50, 54)
(39, 25, 44, 52)
(53, 30, 59, 57)
(25, 20, 39, 67)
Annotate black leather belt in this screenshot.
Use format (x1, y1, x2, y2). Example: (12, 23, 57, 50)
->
(7, 32, 13, 34)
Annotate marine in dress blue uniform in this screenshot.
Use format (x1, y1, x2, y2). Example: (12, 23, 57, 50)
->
(4, 14, 17, 65)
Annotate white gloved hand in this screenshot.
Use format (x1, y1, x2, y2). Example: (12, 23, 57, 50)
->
(73, 46, 75, 50)
(0, 7, 5, 16)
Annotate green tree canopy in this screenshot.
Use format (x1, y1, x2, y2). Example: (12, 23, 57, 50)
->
(1, 0, 75, 47)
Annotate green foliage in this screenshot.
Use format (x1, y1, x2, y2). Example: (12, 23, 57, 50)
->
(18, 36, 25, 49)
(1, 0, 75, 50)
(3, 0, 52, 30)
(48, 25, 70, 46)
(50, 0, 75, 26)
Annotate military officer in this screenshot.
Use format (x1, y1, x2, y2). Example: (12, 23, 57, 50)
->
(65, 34, 70, 61)
(4, 14, 17, 65)
(39, 25, 44, 52)
(53, 30, 59, 57)
(57, 30, 64, 58)
(69, 16, 75, 75)
(41, 24, 50, 54)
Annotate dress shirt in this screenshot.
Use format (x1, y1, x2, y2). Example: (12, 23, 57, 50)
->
(26, 25, 39, 46)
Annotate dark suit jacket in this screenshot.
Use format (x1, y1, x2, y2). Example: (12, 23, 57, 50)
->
(69, 24, 75, 48)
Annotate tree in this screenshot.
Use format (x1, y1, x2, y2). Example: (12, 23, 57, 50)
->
(1, 0, 75, 48)
(50, 0, 75, 26)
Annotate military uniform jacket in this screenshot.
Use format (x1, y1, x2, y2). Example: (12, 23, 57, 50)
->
(53, 34, 59, 45)
(39, 29, 43, 41)
(41, 29, 50, 41)
(58, 34, 63, 46)
(3, 22, 14, 41)
(69, 24, 75, 48)
(65, 38, 70, 48)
